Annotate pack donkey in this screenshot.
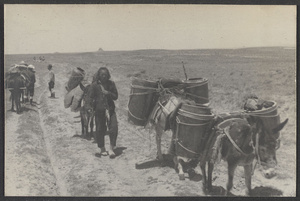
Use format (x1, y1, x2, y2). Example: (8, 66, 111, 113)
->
(167, 102, 288, 196)
(5, 72, 28, 114)
(147, 93, 202, 180)
(79, 83, 95, 140)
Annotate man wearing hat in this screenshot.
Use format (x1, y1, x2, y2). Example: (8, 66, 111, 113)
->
(27, 64, 36, 105)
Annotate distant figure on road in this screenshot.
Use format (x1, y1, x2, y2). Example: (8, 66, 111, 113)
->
(27, 64, 36, 105)
(47, 64, 55, 98)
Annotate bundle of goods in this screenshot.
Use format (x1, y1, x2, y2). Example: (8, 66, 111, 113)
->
(148, 94, 188, 130)
(244, 96, 275, 111)
(65, 67, 85, 92)
(5, 65, 27, 89)
(175, 103, 215, 159)
(244, 96, 280, 129)
(5, 73, 25, 89)
(128, 77, 159, 126)
(16, 64, 28, 71)
(64, 67, 86, 112)
(64, 84, 86, 112)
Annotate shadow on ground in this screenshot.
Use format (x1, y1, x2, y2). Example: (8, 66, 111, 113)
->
(250, 186, 283, 196)
(114, 147, 127, 157)
(205, 185, 283, 197)
(205, 186, 235, 196)
(135, 154, 202, 182)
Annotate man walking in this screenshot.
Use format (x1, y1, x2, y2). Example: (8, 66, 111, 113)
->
(47, 64, 55, 98)
(87, 67, 119, 159)
(27, 64, 36, 105)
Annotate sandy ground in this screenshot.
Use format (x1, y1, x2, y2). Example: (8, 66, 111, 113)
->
(4, 48, 296, 197)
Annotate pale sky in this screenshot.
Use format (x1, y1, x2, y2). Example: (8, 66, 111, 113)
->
(4, 4, 297, 54)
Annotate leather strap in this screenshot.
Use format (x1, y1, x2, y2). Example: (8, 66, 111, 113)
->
(223, 127, 250, 156)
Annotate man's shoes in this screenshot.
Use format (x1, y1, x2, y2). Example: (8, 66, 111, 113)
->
(109, 145, 116, 159)
(109, 152, 116, 159)
(95, 151, 109, 158)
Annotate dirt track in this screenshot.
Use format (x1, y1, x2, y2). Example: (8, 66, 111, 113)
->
(4, 48, 296, 196)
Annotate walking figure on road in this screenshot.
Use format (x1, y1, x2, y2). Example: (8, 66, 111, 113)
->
(27, 64, 36, 105)
(47, 64, 55, 98)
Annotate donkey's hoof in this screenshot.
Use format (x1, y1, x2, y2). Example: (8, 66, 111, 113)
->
(245, 189, 251, 196)
(156, 155, 164, 161)
(179, 174, 185, 180)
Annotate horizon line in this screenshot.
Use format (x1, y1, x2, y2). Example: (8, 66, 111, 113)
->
(4, 46, 296, 56)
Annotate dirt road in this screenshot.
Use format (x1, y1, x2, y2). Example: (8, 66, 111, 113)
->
(4, 49, 296, 196)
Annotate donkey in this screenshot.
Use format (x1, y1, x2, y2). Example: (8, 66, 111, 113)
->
(147, 94, 202, 179)
(79, 84, 95, 140)
(6, 72, 27, 114)
(20, 68, 35, 104)
(147, 94, 185, 160)
(200, 115, 288, 196)
(165, 101, 288, 196)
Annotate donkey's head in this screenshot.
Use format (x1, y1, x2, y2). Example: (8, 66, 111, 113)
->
(248, 115, 288, 177)
(81, 84, 94, 112)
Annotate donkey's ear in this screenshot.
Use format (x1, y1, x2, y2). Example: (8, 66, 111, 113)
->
(272, 118, 288, 134)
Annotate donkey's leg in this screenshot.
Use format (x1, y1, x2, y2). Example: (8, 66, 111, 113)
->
(23, 89, 28, 103)
(200, 162, 207, 192)
(83, 123, 89, 139)
(81, 115, 85, 136)
(88, 116, 94, 140)
(16, 92, 22, 114)
(174, 157, 185, 180)
(86, 119, 92, 140)
(167, 129, 176, 156)
(226, 161, 237, 195)
(21, 89, 24, 103)
(207, 162, 214, 192)
(11, 91, 15, 111)
(244, 164, 252, 196)
(91, 116, 96, 141)
(155, 125, 164, 161)
(85, 115, 92, 140)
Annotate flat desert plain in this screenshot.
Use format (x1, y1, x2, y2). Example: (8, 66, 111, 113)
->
(4, 47, 296, 196)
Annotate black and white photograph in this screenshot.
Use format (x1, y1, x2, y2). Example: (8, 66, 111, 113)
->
(4, 4, 296, 197)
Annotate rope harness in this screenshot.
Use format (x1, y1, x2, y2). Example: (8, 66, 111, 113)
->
(129, 84, 159, 96)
